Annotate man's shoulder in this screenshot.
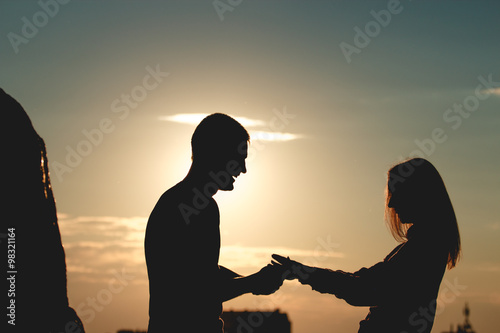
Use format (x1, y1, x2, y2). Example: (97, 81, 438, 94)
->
(159, 181, 217, 207)
(146, 183, 187, 233)
(149, 180, 219, 226)
(156, 181, 194, 203)
(149, 181, 205, 217)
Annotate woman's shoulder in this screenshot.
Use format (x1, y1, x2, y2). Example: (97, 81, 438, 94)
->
(392, 226, 448, 266)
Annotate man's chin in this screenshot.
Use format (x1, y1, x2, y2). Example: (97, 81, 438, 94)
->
(217, 176, 236, 191)
(220, 184, 234, 191)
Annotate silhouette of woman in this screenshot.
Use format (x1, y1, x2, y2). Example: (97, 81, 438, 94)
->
(273, 158, 461, 333)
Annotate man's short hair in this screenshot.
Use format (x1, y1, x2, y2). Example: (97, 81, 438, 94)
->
(191, 113, 250, 162)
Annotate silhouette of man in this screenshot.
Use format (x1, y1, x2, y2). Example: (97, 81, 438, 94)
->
(145, 113, 283, 333)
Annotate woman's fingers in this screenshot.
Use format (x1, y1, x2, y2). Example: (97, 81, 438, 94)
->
(272, 254, 290, 264)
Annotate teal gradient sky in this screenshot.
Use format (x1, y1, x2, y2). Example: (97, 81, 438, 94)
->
(1, 1, 499, 333)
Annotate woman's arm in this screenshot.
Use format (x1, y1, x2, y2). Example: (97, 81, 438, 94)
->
(274, 238, 445, 307)
(272, 254, 394, 306)
(306, 263, 389, 306)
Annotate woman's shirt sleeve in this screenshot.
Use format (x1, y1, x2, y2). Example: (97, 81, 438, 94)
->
(301, 262, 389, 306)
(301, 239, 445, 307)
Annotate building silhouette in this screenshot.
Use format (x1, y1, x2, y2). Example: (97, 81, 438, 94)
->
(117, 309, 291, 333)
(441, 303, 476, 333)
(221, 310, 291, 333)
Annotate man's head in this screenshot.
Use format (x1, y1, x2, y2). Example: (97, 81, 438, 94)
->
(191, 113, 249, 190)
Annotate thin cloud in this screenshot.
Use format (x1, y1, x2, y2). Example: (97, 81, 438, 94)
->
(58, 214, 146, 240)
(219, 244, 344, 270)
(58, 214, 341, 281)
(481, 87, 500, 95)
(58, 214, 147, 283)
(250, 131, 304, 142)
(485, 222, 500, 231)
(159, 113, 304, 142)
(158, 113, 267, 127)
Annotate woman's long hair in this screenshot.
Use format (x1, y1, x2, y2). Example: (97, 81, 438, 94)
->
(385, 158, 461, 269)
(2, 88, 85, 332)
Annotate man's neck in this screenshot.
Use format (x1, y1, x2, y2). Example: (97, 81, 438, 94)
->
(184, 163, 218, 197)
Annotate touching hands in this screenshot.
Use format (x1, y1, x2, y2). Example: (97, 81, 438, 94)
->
(249, 263, 285, 295)
(248, 254, 316, 296)
(271, 254, 314, 283)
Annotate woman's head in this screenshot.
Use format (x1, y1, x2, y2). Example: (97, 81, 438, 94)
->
(385, 158, 461, 269)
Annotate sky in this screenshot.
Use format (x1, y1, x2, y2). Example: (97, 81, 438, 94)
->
(1, 1, 500, 332)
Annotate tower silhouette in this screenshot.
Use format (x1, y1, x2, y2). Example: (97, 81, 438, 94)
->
(442, 303, 476, 333)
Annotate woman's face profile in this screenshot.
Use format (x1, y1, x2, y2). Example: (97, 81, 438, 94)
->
(387, 179, 418, 225)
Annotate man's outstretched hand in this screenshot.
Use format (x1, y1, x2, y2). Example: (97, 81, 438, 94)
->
(249, 263, 285, 295)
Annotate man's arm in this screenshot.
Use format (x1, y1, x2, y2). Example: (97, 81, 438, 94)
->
(219, 265, 242, 279)
(219, 264, 284, 302)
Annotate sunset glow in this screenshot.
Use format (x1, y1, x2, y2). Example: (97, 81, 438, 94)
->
(2, 1, 499, 333)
